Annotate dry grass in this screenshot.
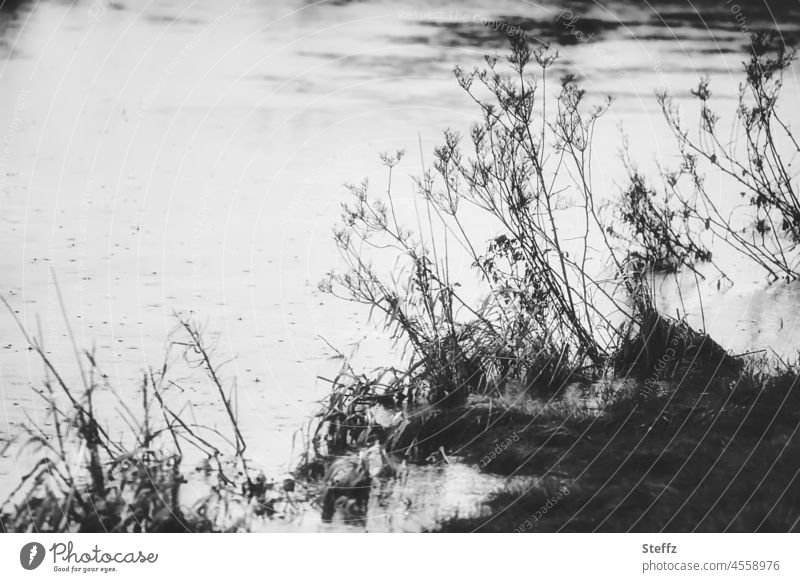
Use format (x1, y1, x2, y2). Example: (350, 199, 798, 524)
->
(0, 304, 303, 533)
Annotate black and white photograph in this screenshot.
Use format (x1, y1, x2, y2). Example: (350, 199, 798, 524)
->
(0, 0, 799, 573)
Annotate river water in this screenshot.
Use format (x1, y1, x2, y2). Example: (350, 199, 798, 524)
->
(1, 0, 799, 525)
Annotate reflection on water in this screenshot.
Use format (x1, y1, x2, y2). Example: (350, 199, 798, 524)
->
(361, 461, 528, 533)
(0, 0, 798, 523)
(249, 461, 531, 533)
(417, 2, 800, 51)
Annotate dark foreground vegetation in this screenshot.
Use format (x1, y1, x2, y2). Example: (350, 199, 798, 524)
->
(2, 32, 799, 532)
(0, 306, 308, 533)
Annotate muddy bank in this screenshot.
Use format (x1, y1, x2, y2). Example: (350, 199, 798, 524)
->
(428, 360, 800, 532)
(298, 325, 800, 532)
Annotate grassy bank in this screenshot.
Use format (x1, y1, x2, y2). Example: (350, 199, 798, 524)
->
(433, 354, 800, 532)
(301, 32, 800, 531)
(301, 309, 800, 531)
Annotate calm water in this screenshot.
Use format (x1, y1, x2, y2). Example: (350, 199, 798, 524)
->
(1, 0, 799, 523)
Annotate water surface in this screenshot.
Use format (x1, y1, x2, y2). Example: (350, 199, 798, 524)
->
(1, 0, 798, 524)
